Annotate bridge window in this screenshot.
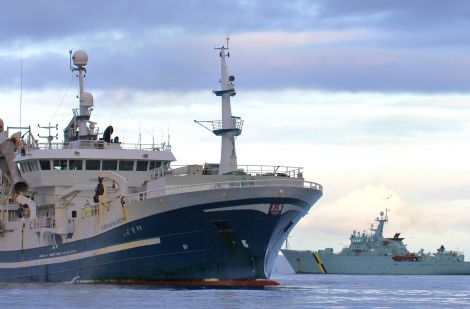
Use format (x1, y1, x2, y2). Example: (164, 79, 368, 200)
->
(162, 161, 169, 170)
(19, 162, 28, 173)
(86, 160, 100, 170)
(119, 160, 134, 171)
(102, 160, 117, 170)
(8, 210, 18, 222)
(149, 161, 161, 170)
(53, 160, 67, 171)
(40, 160, 51, 170)
(29, 161, 39, 171)
(136, 161, 148, 171)
(69, 160, 83, 170)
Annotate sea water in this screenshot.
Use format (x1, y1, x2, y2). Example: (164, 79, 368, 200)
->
(1, 274, 469, 309)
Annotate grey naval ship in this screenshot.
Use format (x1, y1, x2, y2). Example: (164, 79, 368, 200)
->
(282, 210, 470, 275)
(0, 40, 322, 286)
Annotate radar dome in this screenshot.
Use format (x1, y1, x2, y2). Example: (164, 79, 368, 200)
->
(72, 50, 88, 66)
(380, 211, 384, 217)
(80, 92, 94, 107)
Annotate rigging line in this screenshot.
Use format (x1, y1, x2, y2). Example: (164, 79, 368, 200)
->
(19, 47, 22, 130)
(51, 72, 75, 120)
(108, 97, 155, 139)
(100, 78, 156, 142)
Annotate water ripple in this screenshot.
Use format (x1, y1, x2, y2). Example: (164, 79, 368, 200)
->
(0, 275, 470, 308)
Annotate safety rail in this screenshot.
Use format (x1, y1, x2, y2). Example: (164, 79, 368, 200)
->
(30, 216, 56, 229)
(167, 164, 304, 178)
(22, 141, 171, 152)
(130, 178, 322, 203)
(81, 203, 101, 219)
(209, 119, 244, 131)
(224, 165, 303, 177)
(5, 125, 171, 152)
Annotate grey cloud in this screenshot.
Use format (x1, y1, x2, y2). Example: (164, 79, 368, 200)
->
(3, 1, 470, 43)
(315, 0, 470, 29)
(2, 35, 470, 94)
(1, 1, 470, 93)
(0, 1, 319, 43)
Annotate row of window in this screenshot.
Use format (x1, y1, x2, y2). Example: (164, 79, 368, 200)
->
(19, 159, 168, 173)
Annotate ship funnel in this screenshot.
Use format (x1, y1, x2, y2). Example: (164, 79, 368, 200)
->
(0, 139, 28, 193)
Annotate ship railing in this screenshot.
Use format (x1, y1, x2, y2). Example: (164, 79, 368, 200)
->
(81, 203, 100, 219)
(32, 216, 56, 229)
(6, 125, 172, 152)
(208, 119, 244, 131)
(167, 164, 305, 178)
(222, 164, 304, 178)
(434, 250, 464, 256)
(23, 141, 171, 152)
(129, 178, 322, 203)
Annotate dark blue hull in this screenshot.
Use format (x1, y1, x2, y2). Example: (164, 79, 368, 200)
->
(0, 192, 321, 283)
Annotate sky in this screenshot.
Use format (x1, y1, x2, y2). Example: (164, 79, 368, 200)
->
(2, 0, 470, 257)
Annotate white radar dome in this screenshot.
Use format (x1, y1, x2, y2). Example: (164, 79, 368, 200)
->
(72, 50, 88, 66)
(80, 92, 94, 107)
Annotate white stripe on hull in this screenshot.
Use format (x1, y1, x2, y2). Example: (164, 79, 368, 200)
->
(0, 237, 160, 269)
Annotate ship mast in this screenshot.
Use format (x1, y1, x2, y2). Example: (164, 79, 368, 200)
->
(371, 209, 389, 239)
(65, 50, 95, 143)
(215, 38, 241, 174)
(195, 38, 243, 175)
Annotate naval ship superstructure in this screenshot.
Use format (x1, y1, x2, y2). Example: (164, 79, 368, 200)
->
(0, 43, 323, 285)
(282, 210, 470, 275)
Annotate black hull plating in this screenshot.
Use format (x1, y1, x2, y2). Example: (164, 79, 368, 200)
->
(0, 193, 321, 283)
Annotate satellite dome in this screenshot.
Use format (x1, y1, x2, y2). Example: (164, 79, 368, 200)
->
(80, 92, 94, 107)
(72, 50, 88, 67)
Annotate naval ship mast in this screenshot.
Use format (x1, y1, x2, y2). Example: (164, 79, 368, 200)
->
(195, 38, 243, 175)
(370, 208, 389, 240)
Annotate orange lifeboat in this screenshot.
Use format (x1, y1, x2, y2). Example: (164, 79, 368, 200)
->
(392, 254, 421, 262)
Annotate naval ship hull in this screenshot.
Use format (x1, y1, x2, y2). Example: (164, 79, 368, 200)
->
(282, 249, 470, 275)
(0, 186, 321, 284)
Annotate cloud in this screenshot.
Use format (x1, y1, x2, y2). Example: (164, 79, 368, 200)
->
(5, 88, 470, 150)
(3, 39, 470, 95)
(1, 1, 470, 93)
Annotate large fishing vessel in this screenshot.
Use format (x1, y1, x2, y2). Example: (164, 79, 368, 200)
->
(282, 210, 470, 275)
(0, 41, 322, 285)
